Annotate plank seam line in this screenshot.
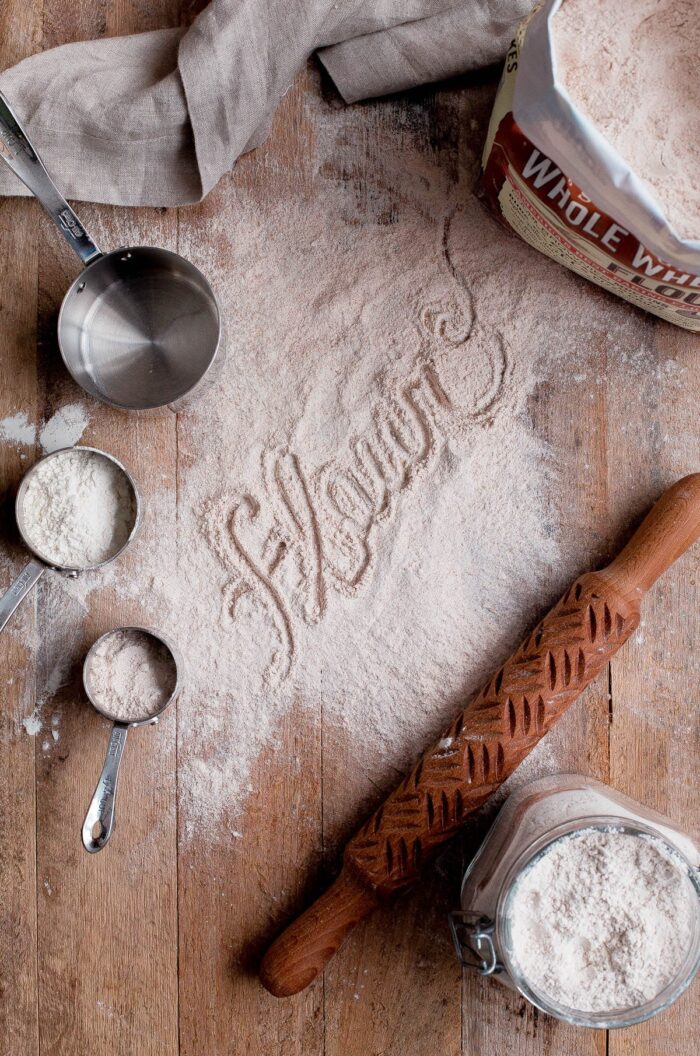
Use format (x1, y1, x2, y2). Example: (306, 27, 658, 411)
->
(175, 201, 182, 1056)
(33, 138, 41, 1056)
(321, 672, 326, 1054)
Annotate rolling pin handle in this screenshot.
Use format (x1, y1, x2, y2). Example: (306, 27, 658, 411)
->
(260, 868, 378, 998)
(604, 474, 700, 599)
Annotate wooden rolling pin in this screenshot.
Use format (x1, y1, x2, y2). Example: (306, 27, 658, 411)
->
(260, 474, 700, 997)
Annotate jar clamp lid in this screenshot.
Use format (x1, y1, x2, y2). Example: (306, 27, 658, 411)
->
(448, 912, 500, 976)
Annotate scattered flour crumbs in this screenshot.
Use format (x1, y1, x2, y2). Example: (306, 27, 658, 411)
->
(3, 80, 688, 840)
(0, 402, 91, 454)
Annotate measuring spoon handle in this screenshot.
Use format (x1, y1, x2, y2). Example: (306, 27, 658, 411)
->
(82, 723, 129, 853)
(0, 558, 45, 633)
(0, 90, 101, 266)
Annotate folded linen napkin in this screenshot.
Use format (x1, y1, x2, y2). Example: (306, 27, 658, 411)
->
(0, 1, 531, 206)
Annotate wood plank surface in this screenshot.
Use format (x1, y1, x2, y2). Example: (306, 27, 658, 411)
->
(0, 7, 42, 1056)
(607, 321, 700, 1056)
(0, 4, 698, 1056)
(175, 82, 324, 1054)
(16, 4, 181, 1056)
(33, 204, 179, 1056)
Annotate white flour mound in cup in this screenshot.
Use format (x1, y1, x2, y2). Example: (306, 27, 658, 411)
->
(507, 828, 698, 1013)
(554, 0, 700, 241)
(20, 449, 136, 568)
(86, 629, 178, 723)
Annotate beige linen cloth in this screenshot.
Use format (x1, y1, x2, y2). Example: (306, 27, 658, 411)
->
(0, 1, 530, 207)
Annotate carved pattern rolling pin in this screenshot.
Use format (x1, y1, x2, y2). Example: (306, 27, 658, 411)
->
(260, 474, 700, 998)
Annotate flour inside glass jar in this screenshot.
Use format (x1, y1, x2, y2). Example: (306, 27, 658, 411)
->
(507, 827, 698, 1013)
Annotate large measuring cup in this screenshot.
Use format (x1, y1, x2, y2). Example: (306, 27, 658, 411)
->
(0, 91, 222, 413)
(81, 626, 183, 853)
(0, 446, 140, 633)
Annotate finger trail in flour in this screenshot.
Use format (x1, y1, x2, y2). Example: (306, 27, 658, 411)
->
(227, 495, 296, 685)
(38, 131, 581, 841)
(218, 344, 507, 688)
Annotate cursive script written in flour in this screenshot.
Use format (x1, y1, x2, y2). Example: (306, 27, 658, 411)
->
(205, 304, 510, 688)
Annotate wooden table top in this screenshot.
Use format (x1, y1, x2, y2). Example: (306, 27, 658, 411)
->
(1, 3, 698, 1055)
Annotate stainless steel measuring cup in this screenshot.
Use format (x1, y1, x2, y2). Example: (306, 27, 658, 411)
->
(0, 446, 140, 633)
(0, 91, 222, 412)
(81, 626, 183, 853)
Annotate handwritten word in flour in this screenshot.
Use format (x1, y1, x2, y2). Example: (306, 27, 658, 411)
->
(216, 309, 509, 687)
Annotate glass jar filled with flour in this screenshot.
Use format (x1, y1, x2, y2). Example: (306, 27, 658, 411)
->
(450, 775, 700, 1028)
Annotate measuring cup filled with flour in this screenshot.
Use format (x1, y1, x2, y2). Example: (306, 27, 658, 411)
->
(82, 627, 182, 853)
(0, 447, 139, 633)
(450, 775, 700, 1028)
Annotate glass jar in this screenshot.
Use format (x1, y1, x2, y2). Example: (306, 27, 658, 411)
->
(449, 774, 700, 1028)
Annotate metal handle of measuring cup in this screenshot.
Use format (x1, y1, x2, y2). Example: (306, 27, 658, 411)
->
(448, 911, 501, 976)
(0, 558, 45, 634)
(82, 723, 129, 853)
(0, 91, 101, 266)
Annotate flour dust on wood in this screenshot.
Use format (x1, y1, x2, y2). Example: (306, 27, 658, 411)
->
(10, 75, 681, 839)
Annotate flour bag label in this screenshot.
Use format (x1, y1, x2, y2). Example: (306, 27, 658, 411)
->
(482, 0, 700, 331)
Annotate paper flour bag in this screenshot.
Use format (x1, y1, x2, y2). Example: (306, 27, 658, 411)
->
(481, 0, 700, 331)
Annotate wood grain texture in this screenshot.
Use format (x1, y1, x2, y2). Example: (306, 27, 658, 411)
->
(27, 3, 180, 1055)
(457, 258, 621, 1056)
(0, 4, 698, 1056)
(175, 82, 324, 1056)
(607, 322, 700, 1056)
(33, 200, 180, 1054)
(323, 720, 463, 1056)
(0, 7, 41, 1056)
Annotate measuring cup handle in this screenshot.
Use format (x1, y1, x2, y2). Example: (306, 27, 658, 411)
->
(0, 90, 101, 266)
(82, 724, 129, 853)
(0, 558, 45, 634)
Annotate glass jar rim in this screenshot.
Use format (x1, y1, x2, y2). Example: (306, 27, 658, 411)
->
(495, 815, 700, 1029)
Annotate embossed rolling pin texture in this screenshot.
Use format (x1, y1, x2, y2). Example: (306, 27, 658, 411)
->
(260, 474, 700, 998)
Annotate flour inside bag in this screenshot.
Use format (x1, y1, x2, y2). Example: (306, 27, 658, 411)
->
(481, 0, 700, 331)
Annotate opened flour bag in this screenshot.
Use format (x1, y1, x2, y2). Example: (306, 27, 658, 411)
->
(482, 0, 700, 331)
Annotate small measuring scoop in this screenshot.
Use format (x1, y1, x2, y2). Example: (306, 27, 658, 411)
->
(0, 91, 222, 412)
(82, 626, 183, 853)
(0, 446, 140, 634)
